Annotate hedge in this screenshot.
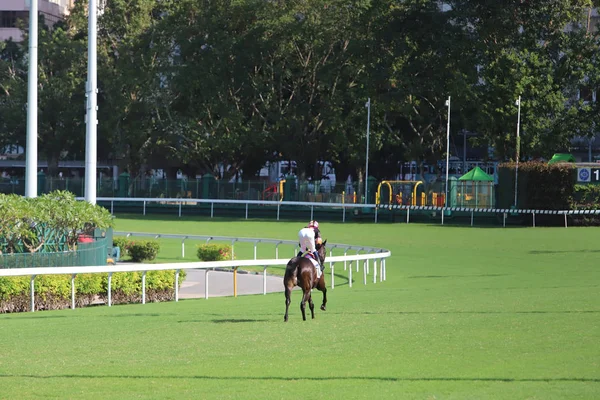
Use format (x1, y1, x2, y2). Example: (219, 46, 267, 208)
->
(197, 244, 234, 261)
(0, 269, 186, 313)
(497, 161, 576, 210)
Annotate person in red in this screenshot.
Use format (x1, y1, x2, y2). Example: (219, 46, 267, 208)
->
(297, 220, 323, 270)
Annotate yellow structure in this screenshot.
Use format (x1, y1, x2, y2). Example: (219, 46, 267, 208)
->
(376, 180, 424, 206)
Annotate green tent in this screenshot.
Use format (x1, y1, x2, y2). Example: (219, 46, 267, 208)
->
(458, 166, 494, 182)
(456, 166, 495, 208)
(548, 153, 575, 164)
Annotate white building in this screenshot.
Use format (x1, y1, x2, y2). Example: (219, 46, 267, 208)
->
(0, 0, 73, 42)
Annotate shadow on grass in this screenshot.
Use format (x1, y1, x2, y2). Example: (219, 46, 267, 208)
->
(407, 274, 508, 279)
(0, 373, 598, 383)
(529, 249, 600, 254)
(343, 310, 600, 315)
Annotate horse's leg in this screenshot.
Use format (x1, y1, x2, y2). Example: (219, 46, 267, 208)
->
(317, 275, 327, 311)
(308, 291, 315, 319)
(284, 285, 292, 322)
(300, 289, 311, 321)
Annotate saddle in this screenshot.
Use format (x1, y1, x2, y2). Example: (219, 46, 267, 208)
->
(301, 252, 321, 276)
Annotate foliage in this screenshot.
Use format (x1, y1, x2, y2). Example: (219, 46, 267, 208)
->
(196, 244, 234, 262)
(2, 1, 600, 180)
(0, 268, 183, 312)
(572, 183, 600, 209)
(497, 161, 576, 209)
(0, 191, 114, 254)
(112, 237, 132, 258)
(128, 240, 160, 262)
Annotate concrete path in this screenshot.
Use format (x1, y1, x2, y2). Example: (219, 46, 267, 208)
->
(178, 269, 286, 298)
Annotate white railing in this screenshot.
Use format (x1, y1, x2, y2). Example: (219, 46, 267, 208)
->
(82, 197, 600, 227)
(0, 233, 391, 312)
(84, 197, 377, 223)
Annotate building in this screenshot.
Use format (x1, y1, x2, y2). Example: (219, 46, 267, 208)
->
(0, 0, 73, 42)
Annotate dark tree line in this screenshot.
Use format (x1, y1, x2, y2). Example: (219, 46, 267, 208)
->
(1, 0, 599, 180)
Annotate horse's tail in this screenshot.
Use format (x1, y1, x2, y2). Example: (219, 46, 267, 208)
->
(283, 257, 300, 289)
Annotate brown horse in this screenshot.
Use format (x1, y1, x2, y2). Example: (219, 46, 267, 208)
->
(283, 240, 327, 322)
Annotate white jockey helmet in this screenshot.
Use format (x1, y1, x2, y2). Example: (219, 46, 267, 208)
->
(308, 220, 319, 229)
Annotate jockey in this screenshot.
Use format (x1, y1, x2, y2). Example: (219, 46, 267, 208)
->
(297, 220, 324, 271)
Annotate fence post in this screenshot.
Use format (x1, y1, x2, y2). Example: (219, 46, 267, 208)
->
(30, 275, 36, 312)
(363, 260, 367, 285)
(142, 271, 147, 304)
(373, 259, 377, 283)
(564, 213, 568, 228)
(407, 208, 410, 224)
(175, 269, 180, 302)
(143, 200, 146, 216)
(471, 210, 474, 227)
(245, 203, 248, 220)
(179, 201, 182, 218)
(533, 212, 536, 228)
(349, 260, 353, 288)
(181, 237, 186, 258)
(277, 203, 280, 221)
(108, 272, 113, 307)
(263, 266, 268, 295)
(330, 261, 335, 289)
(211, 202, 214, 218)
(71, 274, 76, 310)
(205, 270, 209, 299)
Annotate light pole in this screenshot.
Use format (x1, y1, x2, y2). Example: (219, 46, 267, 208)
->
(443, 96, 450, 224)
(365, 98, 371, 204)
(25, 0, 39, 198)
(85, 0, 98, 204)
(514, 95, 521, 208)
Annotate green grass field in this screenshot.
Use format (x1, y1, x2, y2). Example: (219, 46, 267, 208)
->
(1, 215, 599, 399)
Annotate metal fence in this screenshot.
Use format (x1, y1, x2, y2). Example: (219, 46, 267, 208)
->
(0, 237, 108, 269)
(2, 176, 365, 204)
(0, 233, 391, 312)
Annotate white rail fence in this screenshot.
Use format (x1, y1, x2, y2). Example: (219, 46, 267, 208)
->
(0, 232, 391, 313)
(85, 197, 600, 227)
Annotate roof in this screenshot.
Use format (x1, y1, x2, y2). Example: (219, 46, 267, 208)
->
(458, 166, 494, 181)
(548, 153, 576, 164)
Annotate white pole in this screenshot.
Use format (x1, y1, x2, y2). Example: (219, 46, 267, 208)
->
(85, 0, 98, 204)
(365, 98, 371, 204)
(514, 96, 521, 208)
(443, 96, 451, 224)
(25, 0, 39, 198)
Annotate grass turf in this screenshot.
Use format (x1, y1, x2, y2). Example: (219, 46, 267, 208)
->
(0, 215, 598, 399)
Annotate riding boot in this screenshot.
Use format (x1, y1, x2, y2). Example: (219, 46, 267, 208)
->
(312, 251, 323, 271)
(297, 251, 303, 258)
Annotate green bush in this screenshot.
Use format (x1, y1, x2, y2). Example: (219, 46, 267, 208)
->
(497, 162, 576, 210)
(128, 240, 160, 262)
(196, 244, 234, 261)
(113, 237, 132, 257)
(0, 268, 187, 313)
(572, 184, 600, 209)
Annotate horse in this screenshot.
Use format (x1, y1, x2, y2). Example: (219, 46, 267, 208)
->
(283, 239, 328, 322)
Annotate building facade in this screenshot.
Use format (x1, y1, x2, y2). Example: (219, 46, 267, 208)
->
(0, 0, 72, 42)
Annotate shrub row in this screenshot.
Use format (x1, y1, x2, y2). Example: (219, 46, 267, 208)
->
(196, 244, 234, 261)
(0, 270, 185, 313)
(113, 237, 160, 262)
(497, 162, 576, 210)
(0, 191, 114, 254)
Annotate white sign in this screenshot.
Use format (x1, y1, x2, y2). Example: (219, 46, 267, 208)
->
(578, 168, 591, 182)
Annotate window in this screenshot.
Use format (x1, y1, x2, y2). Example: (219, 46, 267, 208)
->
(579, 86, 597, 103)
(0, 11, 17, 28)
